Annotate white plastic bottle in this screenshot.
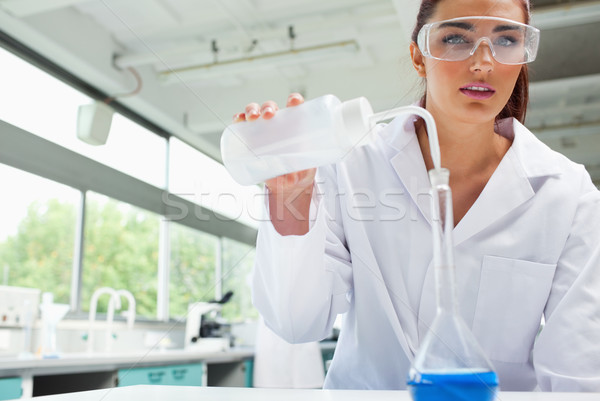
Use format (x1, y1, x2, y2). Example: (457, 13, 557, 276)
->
(220, 94, 440, 185)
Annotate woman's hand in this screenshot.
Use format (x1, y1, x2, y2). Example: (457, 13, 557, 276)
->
(232, 93, 316, 235)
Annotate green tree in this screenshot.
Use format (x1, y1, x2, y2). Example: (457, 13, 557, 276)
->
(221, 238, 257, 322)
(81, 195, 159, 317)
(0, 199, 76, 303)
(0, 196, 257, 322)
(169, 224, 216, 318)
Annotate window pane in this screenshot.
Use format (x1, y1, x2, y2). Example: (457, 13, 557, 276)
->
(0, 164, 79, 304)
(220, 238, 257, 322)
(75, 114, 167, 189)
(0, 47, 167, 188)
(168, 137, 262, 228)
(81, 192, 160, 317)
(169, 223, 217, 318)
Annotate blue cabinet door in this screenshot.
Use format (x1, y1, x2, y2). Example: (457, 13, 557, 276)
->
(244, 359, 253, 388)
(118, 363, 204, 387)
(165, 363, 204, 386)
(0, 377, 22, 401)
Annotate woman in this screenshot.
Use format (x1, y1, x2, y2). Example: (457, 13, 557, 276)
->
(236, 0, 600, 391)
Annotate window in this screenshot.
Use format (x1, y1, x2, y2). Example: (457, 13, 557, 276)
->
(220, 238, 258, 322)
(169, 223, 218, 318)
(75, 114, 168, 189)
(168, 138, 260, 321)
(0, 164, 79, 304)
(168, 137, 262, 228)
(81, 192, 160, 317)
(0, 47, 167, 188)
(0, 45, 257, 324)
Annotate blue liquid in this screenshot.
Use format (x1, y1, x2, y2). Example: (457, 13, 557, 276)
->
(407, 371, 498, 401)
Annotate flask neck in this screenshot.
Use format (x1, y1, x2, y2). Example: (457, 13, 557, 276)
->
(429, 169, 458, 313)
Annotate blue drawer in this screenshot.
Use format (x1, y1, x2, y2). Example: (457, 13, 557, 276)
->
(118, 363, 203, 387)
(0, 377, 22, 401)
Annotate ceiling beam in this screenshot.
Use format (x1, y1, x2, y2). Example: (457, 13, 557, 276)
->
(0, 0, 89, 17)
(585, 164, 600, 185)
(532, 121, 600, 141)
(529, 73, 600, 102)
(527, 102, 600, 129)
(532, 1, 600, 30)
(112, 2, 394, 49)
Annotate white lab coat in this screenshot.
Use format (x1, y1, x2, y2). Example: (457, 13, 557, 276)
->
(252, 113, 600, 391)
(253, 317, 325, 388)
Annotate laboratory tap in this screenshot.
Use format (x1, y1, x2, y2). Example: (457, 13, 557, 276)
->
(87, 287, 121, 353)
(117, 289, 136, 329)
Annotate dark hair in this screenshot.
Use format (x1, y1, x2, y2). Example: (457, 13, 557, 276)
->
(410, 0, 532, 124)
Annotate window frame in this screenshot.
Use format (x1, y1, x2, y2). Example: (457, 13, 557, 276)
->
(0, 34, 257, 322)
(0, 106, 256, 321)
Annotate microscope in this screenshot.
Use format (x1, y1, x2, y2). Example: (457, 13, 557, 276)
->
(184, 291, 233, 352)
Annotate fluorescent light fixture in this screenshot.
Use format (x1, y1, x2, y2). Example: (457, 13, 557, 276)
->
(157, 40, 359, 85)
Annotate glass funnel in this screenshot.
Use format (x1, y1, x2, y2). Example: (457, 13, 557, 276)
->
(407, 168, 498, 401)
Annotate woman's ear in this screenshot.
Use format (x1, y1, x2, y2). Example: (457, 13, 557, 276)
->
(410, 42, 426, 78)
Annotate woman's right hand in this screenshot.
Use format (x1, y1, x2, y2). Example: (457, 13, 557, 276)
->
(232, 93, 316, 235)
(232, 92, 317, 194)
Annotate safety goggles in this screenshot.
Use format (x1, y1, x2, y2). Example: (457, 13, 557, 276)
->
(417, 16, 540, 65)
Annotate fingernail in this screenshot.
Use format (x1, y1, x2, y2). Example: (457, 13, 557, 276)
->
(263, 106, 274, 115)
(233, 113, 242, 120)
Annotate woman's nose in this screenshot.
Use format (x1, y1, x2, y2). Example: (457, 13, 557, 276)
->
(469, 40, 495, 72)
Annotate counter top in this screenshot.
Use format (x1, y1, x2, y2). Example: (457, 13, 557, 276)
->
(0, 348, 254, 376)
(14, 385, 600, 401)
(0, 341, 336, 377)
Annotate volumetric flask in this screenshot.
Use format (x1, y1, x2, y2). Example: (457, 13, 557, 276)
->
(407, 168, 498, 401)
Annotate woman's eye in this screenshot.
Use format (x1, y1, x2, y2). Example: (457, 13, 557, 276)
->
(495, 36, 518, 47)
(442, 34, 469, 45)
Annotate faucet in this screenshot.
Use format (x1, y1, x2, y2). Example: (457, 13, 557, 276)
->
(116, 289, 136, 330)
(87, 287, 121, 353)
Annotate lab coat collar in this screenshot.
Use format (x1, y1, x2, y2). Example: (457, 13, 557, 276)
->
(453, 118, 564, 245)
(384, 113, 563, 246)
(384, 113, 564, 179)
(502, 118, 564, 178)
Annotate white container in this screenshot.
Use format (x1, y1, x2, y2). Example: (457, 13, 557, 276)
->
(220, 95, 440, 185)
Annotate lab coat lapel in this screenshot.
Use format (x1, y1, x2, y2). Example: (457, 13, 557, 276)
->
(452, 118, 564, 246)
(387, 118, 433, 226)
(453, 148, 534, 246)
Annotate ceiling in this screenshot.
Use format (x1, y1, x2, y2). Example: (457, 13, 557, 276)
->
(0, 0, 599, 183)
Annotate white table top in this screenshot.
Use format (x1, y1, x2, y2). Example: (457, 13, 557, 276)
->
(17, 385, 600, 401)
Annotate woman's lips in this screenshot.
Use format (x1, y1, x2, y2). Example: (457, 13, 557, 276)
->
(459, 83, 496, 100)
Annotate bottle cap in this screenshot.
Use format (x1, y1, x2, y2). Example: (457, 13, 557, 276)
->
(339, 97, 374, 148)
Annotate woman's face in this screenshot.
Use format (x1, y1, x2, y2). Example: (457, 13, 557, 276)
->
(416, 0, 526, 125)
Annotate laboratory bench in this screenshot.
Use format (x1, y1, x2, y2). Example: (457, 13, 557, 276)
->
(7, 385, 600, 401)
(0, 341, 338, 399)
(0, 347, 255, 399)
